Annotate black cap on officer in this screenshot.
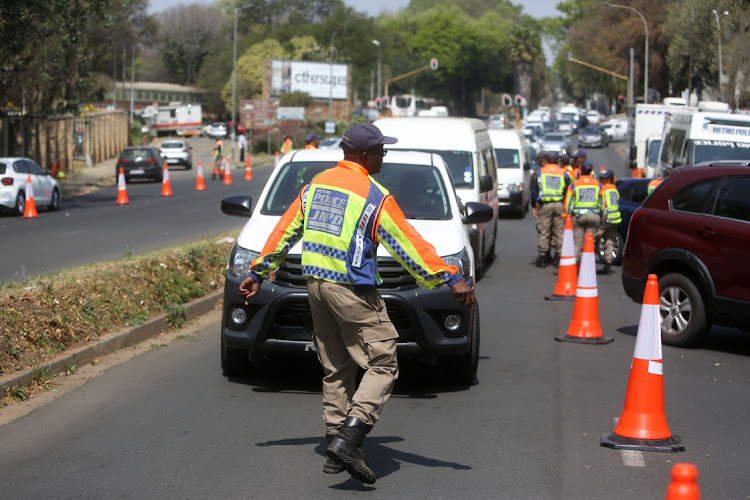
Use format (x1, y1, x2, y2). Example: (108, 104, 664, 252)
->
(599, 169, 615, 180)
(544, 150, 559, 162)
(341, 122, 398, 152)
(580, 160, 594, 174)
(571, 149, 587, 159)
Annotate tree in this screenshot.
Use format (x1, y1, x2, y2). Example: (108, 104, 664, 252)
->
(158, 4, 226, 86)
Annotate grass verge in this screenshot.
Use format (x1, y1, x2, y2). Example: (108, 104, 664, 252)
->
(1, 235, 233, 403)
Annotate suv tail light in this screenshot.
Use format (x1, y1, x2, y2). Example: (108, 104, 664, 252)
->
(118, 158, 127, 164)
(1, 177, 13, 186)
(145, 157, 157, 163)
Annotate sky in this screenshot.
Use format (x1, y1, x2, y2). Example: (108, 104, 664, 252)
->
(148, 0, 562, 19)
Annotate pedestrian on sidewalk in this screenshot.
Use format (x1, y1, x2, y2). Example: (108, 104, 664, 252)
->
(238, 122, 475, 485)
(238, 132, 247, 163)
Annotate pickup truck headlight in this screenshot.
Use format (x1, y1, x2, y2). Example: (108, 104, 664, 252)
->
(227, 243, 260, 277)
(443, 248, 472, 283)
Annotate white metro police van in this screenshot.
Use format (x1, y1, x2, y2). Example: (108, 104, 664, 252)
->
(373, 117, 499, 278)
(488, 128, 529, 217)
(657, 101, 750, 175)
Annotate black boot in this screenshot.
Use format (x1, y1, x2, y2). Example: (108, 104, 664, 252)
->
(535, 255, 547, 268)
(326, 416, 376, 484)
(603, 263, 612, 275)
(323, 433, 345, 474)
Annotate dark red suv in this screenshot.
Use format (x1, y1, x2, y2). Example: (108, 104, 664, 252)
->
(622, 165, 750, 347)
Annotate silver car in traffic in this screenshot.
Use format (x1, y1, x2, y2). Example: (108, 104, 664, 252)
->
(538, 133, 571, 155)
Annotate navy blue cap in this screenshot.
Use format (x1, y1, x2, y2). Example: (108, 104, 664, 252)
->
(571, 148, 587, 159)
(580, 160, 594, 172)
(341, 123, 397, 152)
(305, 133, 320, 142)
(599, 169, 615, 179)
(544, 150, 559, 161)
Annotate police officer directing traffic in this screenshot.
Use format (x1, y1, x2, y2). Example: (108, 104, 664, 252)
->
(597, 169, 621, 275)
(238, 122, 475, 485)
(564, 160, 602, 261)
(531, 150, 570, 267)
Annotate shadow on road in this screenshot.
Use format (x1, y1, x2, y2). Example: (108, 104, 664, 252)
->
(616, 324, 750, 356)
(228, 357, 479, 397)
(255, 434, 472, 488)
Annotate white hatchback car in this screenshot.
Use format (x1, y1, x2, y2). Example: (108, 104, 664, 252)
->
(0, 157, 61, 215)
(219, 148, 493, 384)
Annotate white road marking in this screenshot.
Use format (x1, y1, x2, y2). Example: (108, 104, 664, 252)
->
(613, 417, 646, 467)
(60, 230, 85, 237)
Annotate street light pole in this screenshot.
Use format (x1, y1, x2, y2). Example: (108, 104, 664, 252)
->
(600, 3, 649, 103)
(372, 40, 381, 104)
(712, 9, 729, 102)
(231, 3, 255, 163)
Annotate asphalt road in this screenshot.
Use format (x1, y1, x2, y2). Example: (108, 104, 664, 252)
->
(1, 140, 749, 498)
(0, 137, 273, 282)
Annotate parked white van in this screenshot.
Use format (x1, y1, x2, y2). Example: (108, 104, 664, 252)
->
(373, 117, 499, 278)
(657, 101, 750, 175)
(488, 129, 529, 216)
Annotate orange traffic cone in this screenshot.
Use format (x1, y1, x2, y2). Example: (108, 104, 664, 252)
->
(555, 232, 613, 344)
(666, 464, 699, 499)
(161, 163, 173, 196)
(600, 164, 606, 174)
(195, 161, 206, 191)
(545, 214, 577, 301)
(223, 157, 233, 185)
(116, 167, 129, 205)
(600, 274, 683, 451)
(51, 159, 58, 178)
(244, 154, 253, 181)
(23, 175, 38, 218)
(274, 151, 280, 168)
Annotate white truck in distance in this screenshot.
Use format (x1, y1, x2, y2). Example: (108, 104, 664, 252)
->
(152, 103, 202, 137)
(629, 97, 691, 177)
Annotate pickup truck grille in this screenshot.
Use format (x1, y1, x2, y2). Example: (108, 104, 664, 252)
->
(273, 256, 418, 291)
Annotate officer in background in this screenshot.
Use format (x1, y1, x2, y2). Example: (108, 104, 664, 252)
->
(239, 122, 475, 484)
(531, 151, 569, 267)
(305, 133, 320, 150)
(597, 169, 621, 275)
(280, 134, 294, 156)
(648, 169, 669, 194)
(564, 160, 602, 261)
(559, 153, 572, 174)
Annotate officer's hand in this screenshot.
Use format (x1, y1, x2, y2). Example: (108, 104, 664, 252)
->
(450, 280, 475, 307)
(532, 206, 539, 218)
(239, 276, 262, 304)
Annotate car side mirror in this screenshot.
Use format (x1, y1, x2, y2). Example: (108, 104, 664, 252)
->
(221, 195, 253, 217)
(479, 174, 494, 193)
(523, 161, 530, 171)
(462, 202, 494, 225)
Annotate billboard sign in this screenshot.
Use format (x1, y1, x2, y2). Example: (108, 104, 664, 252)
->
(270, 60, 348, 100)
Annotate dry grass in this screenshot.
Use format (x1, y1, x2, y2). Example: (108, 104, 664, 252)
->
(0, 237, 232, 379)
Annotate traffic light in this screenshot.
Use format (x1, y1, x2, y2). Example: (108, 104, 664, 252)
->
(382, 96, 389, 108)
(502, 93, 513, 108)
(514, 94, 523, 106)
(376, 97, 381, 109)
(617, 94, 625, 104)
(430, 58, 438, 70)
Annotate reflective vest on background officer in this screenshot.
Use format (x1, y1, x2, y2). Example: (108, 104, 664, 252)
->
(305, 133, 320, 150)
(564, 160, 602, 261)
(597, 169, 621, 274)
(280, 136, 294, 155)
(648, 178, 662, 194)
(533, 151, 569, 267)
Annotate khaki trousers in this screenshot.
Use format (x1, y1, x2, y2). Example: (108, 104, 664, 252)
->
(573, 212, 601, 261)
(536, 201, 564, 257)
(596, 222, 620, 264)
(307, 278, 399, 434)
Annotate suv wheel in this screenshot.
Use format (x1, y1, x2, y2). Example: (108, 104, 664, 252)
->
(221, 333, 253, 377)
(49, 188, 61, 211)
(658, 273, 708, 347)
(448, 302, 480, 385)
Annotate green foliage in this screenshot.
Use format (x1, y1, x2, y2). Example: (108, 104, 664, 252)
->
(279, 92, 315, 107)
(31, 362, 53, 389)
(165, 303, 187, 329)
(6, 385, 28, 402)
(65, 365, 77, 375)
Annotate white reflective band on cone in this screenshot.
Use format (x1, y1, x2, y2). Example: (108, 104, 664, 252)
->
(648, 360, 663, 375)
(560, 257, 576, 266)
(561, 231, 575, 256)
(632, 303, 662, 361)
(576, 287, 598, 298)
(577, 252, 597, 288)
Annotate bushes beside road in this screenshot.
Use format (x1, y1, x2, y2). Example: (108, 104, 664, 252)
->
(0, 237, 231, 382)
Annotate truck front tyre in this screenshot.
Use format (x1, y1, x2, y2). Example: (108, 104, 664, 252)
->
(447, 302, 480, 386)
